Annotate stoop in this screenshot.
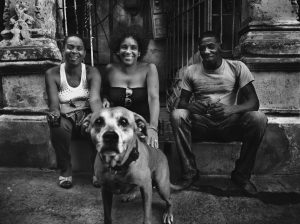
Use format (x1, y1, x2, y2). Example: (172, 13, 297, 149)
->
(0, 114, 94, 172)
(0, 115, 56, 168)
(0, 112, 299, 180)
(160, 112, 300, 182)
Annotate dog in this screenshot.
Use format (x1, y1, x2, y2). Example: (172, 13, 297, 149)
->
(87, 107, 174, 224)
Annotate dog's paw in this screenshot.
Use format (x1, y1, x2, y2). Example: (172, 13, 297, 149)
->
(163, 212, 174, 224)
(120, 192, 138, 202)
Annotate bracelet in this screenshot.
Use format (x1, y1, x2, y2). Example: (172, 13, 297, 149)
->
(147, 126, 158, 132)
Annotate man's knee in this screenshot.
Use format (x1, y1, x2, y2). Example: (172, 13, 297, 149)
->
(170, 109, 189, 125)
(243, 111, 268, 132)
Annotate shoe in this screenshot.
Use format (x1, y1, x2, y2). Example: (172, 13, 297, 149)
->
(59, 176, 72, 189)
(92, 175, 101, 188)
(231, 174, 257, 195)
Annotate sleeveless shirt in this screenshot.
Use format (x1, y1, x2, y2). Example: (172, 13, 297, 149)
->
(58, 63, 90, 114)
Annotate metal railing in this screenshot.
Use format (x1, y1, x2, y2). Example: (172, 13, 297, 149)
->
(165, 0, 240, 85)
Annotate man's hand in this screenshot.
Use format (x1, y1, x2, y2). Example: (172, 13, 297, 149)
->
(207, 102, 236, 120)
(188, 101, 209, 115)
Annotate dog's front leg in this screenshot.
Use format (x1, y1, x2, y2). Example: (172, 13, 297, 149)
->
(140, 180, 152, 224)
(102, 187, 113, 224)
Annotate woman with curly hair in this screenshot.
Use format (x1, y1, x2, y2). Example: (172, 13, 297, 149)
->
(102, 24, 160, 149)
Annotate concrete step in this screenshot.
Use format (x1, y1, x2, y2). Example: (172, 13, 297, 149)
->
(161, 115, 300, 182)
(0, 115, 56, 168)
(0, 114, 299, 181)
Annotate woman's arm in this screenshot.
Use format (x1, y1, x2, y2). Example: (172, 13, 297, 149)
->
(102, 64, 112, 108)
(147, 63, 160, 128)
(88, 66, 102, 113)
(45, 67, 60, 114)
(45, 67, 61, 126)
(146, 63, 160, 148)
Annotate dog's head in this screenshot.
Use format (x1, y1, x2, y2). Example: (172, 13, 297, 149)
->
(89, 107, 147, 167)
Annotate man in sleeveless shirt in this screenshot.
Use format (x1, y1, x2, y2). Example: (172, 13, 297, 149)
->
(170, 31, 267, 195)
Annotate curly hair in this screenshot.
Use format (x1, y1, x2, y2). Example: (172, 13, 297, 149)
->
(110, 24, 149, 60)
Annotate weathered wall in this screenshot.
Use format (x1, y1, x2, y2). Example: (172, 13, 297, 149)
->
(241, 0, 299, 25)
(238, 0, 300, 114)
(2, 72, 48, 110)
(253, 71, 300, 112)
(0, 0, 60, 168)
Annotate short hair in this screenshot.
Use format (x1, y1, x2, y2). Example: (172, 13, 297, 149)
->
(198, 31, 221, 46)
(110, 24, 149, 60)
(63, 34, 86, 50)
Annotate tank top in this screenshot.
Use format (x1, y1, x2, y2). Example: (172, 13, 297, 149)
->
(58, 63, 90, 114)
(107, 87, 150, 122)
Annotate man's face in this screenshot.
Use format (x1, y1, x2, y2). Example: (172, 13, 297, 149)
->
(64, 36, 86, 65)
(118, 36, 140, 66)
(198, 36, 222, 69)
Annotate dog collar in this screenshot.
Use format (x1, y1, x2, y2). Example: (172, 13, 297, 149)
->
(111, 140, 139, 172)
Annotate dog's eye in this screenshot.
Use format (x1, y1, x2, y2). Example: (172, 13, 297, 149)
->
(119, 117, 128, 127)
(95, 117, 105, 126)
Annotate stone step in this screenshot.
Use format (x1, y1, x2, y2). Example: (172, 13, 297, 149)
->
(0, 114, 299, 181)
(161, 115, 300, 182)
(0, 115, 56, 168)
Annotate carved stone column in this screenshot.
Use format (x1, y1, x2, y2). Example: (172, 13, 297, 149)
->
(237, 0, 300, 175)
(237, 0, 300, 114)
(0, 0, 61, 167)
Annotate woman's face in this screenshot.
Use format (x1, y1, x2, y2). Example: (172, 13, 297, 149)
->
(63, 36, 86, 65)
(118, 36, 140, 66)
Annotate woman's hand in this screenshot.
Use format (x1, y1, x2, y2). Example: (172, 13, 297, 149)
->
(47, 110, 61, 127)
(147, 126, 159, 149)
(102, 98, 110, 108)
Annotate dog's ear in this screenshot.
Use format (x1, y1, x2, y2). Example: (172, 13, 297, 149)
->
(134, 113, 148, 138)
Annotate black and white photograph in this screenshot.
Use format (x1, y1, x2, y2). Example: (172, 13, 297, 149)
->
(0, 0, 300, 223)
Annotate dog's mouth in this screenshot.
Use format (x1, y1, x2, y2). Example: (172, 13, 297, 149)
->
(100, 151, 121, 168)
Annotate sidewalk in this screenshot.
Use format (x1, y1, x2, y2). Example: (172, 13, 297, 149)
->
(0, 168, 300, 224)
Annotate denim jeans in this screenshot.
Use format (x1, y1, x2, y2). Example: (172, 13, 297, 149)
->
(50, 116, 96, 177)
(170, 109, 268, 181)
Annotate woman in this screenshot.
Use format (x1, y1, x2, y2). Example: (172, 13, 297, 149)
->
(103, 25, 160, 149)
(45, 34, 102, 189)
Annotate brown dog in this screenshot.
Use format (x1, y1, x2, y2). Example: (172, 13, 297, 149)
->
(88, 107, 174, 224)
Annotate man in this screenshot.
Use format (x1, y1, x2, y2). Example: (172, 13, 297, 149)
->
(170, 31, 267, 194)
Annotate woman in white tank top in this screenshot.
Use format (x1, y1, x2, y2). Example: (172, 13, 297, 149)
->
(45, 34, 102, 189)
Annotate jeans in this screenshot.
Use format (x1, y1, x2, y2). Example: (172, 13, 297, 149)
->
(170, 109, 268, 181)
(50, 116, 96, 177)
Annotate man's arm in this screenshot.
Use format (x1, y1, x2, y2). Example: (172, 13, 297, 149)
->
(236, 82, 259, 112)
(208, 82, 259, 119)
(178, 89, 208, 115)
(88, 66, 102, 113)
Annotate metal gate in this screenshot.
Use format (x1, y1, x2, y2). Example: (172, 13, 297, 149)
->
(165, 0, 240, 84)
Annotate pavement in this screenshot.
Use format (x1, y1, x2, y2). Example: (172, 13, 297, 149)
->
(0, 168, 300, 224)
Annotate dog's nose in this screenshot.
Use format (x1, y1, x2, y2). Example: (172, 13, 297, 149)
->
(103, 131, 119, 143)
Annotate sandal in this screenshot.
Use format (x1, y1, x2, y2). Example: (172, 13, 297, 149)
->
(92, 175, 101, 188)
(59, 176, 73, 189)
